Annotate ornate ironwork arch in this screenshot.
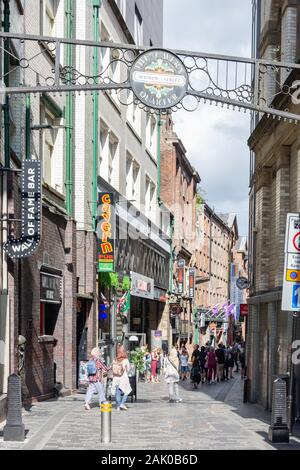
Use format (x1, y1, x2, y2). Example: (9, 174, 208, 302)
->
(1, 32, 300, 122)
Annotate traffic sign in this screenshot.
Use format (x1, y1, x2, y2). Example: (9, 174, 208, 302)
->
(286, 214, 300, 253)
(282, 214, 300, 311)
(286, 270, 300, 282)
(292, 284, 300, 309)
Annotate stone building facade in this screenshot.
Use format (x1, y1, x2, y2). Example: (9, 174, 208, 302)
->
(248, 0, 300, 422)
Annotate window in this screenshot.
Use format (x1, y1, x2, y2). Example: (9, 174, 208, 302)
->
(126, 153, 140, 205)
(42, 0, 58, 37)
(40, 100, 61, 190)
(43, 110, 55, 186)
(127, 90, 141, 135)
(116, 0, 126, 19)
(40, 303, 59, 336)
(108, 134, 118, 186)
(134, 5, 143, 45)
(145, 176, 156, 221)
(146, 113, 157, 156)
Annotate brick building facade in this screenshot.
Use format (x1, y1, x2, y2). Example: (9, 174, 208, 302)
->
(160, 114, 200, 350)
(195, 207, 239, 346)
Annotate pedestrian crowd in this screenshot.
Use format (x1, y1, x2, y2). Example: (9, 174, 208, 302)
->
(190, 342, 246, 389)
(82, 340, 245, 410)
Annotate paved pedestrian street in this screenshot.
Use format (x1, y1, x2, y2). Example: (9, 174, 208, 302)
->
(1, 375, 300, 451)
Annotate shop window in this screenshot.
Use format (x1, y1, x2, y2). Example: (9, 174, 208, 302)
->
(40, 303, 59, 336)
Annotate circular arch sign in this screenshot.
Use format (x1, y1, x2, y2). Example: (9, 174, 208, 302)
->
(130, 49, 188, 110)
(293, 232, 300, 252)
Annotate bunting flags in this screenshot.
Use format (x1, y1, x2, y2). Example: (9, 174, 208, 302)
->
(211, 304, 219, 316)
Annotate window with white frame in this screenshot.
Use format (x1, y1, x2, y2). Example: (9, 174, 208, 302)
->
(43, 0, 58, 37)
(127, 91, 141, 135)
(134, 5, 143, 45)
(145, 176, 156, 221)
(108, 133, 119, 187)
(146, 113, 157, 157)
(99, 122, 109, 181)
(40, 105, 59, 188)
(116, 0, 126, 19)
(126, 153, 140, 204)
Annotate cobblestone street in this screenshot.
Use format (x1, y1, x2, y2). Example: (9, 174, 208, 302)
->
(1, 375, 300, 451)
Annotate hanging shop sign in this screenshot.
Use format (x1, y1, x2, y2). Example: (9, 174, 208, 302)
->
(240, 304, 249, 316)
(40, 272, 62, 304)
(188, 267, 195, 299)
(131, 272, 154, 300)
(130, 49, 188, 110)
(236, 276, 250, 290)
(4, 160, 42, 259)
(177, 259, 185, 295)
(97, 193, 115, 272)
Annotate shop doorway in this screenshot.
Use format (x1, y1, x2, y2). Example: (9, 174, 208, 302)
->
(76, 300, 88, 388)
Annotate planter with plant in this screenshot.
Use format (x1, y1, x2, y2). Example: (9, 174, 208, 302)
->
(130, 348, 145, 382)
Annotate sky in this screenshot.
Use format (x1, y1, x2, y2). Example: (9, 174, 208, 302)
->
(163, 0, 252, 236)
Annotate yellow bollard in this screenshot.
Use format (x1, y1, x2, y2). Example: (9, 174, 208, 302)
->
(100, 403, 112, 444)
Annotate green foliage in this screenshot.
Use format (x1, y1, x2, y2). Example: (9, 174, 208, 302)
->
(122, 275, 131, 291)
(129, 348, 145, 373)
(99, 272, 119, 289)
(196, 185, 206, 206)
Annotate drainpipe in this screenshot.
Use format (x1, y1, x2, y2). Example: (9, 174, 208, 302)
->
(157, 112, 162, 206)
(92, 0, 101, 229)
(1, 0, 10, 394)
(25, 95, 31, 160)
(65, 0, 74, 217)
(3, 0, 10, 169)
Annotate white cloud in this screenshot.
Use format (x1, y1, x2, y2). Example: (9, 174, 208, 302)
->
(163, 0, 252, 235)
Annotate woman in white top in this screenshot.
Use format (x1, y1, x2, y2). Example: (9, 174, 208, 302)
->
(164, 347, 182, 403)
(111, 344, 132, 411)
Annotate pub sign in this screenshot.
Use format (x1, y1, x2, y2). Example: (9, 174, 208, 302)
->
(97, 193, 115, 272)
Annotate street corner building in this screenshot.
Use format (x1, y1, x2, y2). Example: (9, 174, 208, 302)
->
(247, 0, 300, 417)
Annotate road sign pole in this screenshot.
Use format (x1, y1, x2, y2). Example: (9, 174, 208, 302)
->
(288, 312, 299, 434)
(282, 213, 300, 435)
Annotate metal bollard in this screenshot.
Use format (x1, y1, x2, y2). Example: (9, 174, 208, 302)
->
(101, 402, 112, 444)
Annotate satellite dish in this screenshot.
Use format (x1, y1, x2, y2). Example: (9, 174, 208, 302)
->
(236, 277, 250, 290)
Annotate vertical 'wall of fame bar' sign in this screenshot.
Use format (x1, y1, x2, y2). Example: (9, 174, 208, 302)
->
(4, 160, 42, 259)
(97, 193, 115, 272)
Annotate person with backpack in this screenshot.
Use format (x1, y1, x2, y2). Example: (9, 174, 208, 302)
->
(84, 347, 111, 410)
(111, 344, 132, 411)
